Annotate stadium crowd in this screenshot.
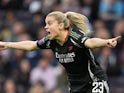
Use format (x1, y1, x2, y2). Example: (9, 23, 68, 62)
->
(0, 0, 124, 93)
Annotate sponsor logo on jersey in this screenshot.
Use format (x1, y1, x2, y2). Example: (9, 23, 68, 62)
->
(55, 52, 75, 63)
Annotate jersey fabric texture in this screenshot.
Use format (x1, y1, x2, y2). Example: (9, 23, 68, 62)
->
(37, 28, 109, 93)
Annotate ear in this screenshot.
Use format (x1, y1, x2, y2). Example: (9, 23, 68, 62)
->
(59, 23, 65, 30)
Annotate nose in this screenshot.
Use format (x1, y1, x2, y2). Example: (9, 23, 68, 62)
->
(45, 24, 48, 29)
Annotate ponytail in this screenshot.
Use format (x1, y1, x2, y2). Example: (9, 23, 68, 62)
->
(47, 11, 90, 34)
(65, 12, 90, 34)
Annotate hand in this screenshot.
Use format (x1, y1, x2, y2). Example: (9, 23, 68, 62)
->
(107, 36, 121, 48)
(0, 42, 7, 50)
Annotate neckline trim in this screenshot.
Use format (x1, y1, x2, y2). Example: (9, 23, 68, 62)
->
(64, 27, 70, 43)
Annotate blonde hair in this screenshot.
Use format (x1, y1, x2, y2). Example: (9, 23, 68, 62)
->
(47, 11, 90, 34)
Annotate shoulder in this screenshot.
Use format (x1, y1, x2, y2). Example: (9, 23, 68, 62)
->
(69, 28, 88, 48)
(69, 28, 86, 40)
(31, 67, 41, 74)
(72, 28, 86, 35)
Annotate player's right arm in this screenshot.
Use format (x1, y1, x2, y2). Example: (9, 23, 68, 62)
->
(0, 41, 39, 51)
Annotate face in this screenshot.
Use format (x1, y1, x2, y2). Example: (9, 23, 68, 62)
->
(45, 16, 63, 40)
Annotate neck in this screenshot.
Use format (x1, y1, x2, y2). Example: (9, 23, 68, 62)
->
(56, 29, 69, 46)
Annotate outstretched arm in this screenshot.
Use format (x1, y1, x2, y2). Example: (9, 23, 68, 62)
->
(84, 36, 121, 49)
(0, 41, 39, 51)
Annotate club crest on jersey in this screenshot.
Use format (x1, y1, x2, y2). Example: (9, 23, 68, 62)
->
(68, 46, 73, 51)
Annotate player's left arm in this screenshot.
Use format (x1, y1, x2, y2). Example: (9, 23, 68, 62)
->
(84, 36, 121, 49)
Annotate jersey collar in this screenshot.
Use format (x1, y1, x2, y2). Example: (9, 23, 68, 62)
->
(64, 27, 70, 43)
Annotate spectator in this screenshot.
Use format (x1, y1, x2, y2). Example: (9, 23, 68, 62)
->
(30, 57, 63, 92)
(13, 59, 31, 93)
(28, 82, 46, 93)
(113, 19, 124, 77)
(97, 47, 120, 76)
(99, 0, 123, 20)
(2, 79, 19, 93)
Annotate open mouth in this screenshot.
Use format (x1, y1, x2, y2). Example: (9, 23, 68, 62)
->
(45, 30, 50, 35)
(46, 31, 50, 37)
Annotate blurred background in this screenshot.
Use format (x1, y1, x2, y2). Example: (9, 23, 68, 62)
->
(0, 0, 124, 93)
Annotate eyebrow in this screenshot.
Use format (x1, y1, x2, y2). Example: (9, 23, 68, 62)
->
(46, 21, 52, 24)
(46, 19, 57, 24)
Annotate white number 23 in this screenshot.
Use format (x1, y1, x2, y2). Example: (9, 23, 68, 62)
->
(92, 81, 104, 93)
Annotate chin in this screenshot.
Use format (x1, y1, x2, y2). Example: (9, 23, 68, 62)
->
(48, 37, 53, 40)
(48, 35, 56, 40)
(50, 38, 54, 40)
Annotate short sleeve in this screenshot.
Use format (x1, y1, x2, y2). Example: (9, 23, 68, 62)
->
(77, 34, 89, 48)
